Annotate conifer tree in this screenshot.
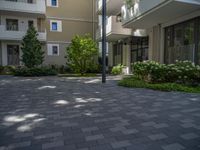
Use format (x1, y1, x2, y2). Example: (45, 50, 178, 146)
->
(21, 26, 44, 68)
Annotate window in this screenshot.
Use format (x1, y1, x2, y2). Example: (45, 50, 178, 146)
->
(130, 37, 149, 63)
(113, 43, 123, 66)
(51, 22, 57, 31)
(52, 46, 58, 55)
(47, 44, 59, 56)
(28, 20, 34, 29)
(50, 20, 62, 32)
(51, 0, 57, 6)
(27, 0, 33, 3)
(6, 19, 18, 31)
(164, 18, 198, 64)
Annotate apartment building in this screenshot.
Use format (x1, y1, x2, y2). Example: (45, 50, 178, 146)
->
(0, 0, 96, 66)
(96, 0, 148, 74)
(45, 0, 97, 65)
(122, 0, 200, 65)
(97, 0, 200, 74)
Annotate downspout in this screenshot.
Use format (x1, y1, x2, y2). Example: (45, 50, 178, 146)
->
(92, 0, 95, 40)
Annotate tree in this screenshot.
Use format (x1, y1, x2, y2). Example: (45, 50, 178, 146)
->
(66, 34, 98, 75)
(21, 26, 44, 68)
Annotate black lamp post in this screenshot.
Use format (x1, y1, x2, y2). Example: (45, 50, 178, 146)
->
(102, 0, 106, 83)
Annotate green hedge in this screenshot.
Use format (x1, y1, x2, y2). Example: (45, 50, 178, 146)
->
(118, 77, 200, 93)
(14, 67, 57, 77)
(133, 60, 200, 84)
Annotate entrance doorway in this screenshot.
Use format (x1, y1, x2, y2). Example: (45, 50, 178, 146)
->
(130, 37, 149, 63)
(7, 45, 20, 66)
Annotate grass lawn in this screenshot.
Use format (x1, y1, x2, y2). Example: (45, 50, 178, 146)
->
(58, 73, 98, 77)
(118, 77, 200, 93)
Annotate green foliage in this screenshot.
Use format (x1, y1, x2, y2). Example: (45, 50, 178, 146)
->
(14, 67, 57, 77)
(125, 0, 133, 9)
(118, 77, 200, 93)
(66, 34, 98, 75)
(111, 64, 124, 75)
(132, 60, 200, 84)
(0, 66, 4, 73)
(0, 66, 16, 75)
(86, 63, 101, 73)
(49, 64, 72, 74)
(21, 26, 44, 68)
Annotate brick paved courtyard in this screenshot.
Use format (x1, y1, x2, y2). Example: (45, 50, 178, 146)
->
(0, 76, 200, 150)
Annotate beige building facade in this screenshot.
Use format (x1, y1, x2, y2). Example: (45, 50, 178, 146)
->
(0, 0, 97, 66)
(96, 0, 148, 74)
(97, 0, 200, 74)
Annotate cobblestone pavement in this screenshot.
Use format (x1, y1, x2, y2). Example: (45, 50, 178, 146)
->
(0, 76, 200, 150)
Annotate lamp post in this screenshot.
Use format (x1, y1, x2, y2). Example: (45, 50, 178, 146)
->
(102, 0, 106, 83)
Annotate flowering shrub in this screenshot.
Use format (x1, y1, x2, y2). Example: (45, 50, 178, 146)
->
(111, 64, 124, 75)
(132, 60, 200, 85)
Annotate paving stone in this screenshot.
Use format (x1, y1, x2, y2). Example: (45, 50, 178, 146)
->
(148, 133, 168, 141)
(35, 132, 63, 139)
(162, 143, 185, 150)
(82, 127, 99, 132)
(85, 134, 104, 141)
(180, 133, 199, 140)
(153, 123, 169, 129)
(7, 141, 31, 149)
(142, 121, 156, 126)
(42, 141, 64, 149)
(0, 76, 200, 150)
(111, 140, 131, 149)
(122, 129, 139, 135)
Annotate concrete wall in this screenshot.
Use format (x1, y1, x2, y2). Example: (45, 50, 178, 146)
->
(45, 0, 97, 66)
(0, 0, 46, 15)
(108, 43, 113, 67)
(148, 25, 161, 63)
(44, 42, 69, 66)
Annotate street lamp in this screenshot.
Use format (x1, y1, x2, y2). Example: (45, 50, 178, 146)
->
(102, 0, 106, 83)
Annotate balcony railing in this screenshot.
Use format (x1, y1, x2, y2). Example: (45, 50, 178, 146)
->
(96, 16, 132, 41)
(0, 0, 46, 15)
(121, 0, 167, 25)
(96, 0, 124, 15)
(0, 25, 46, 42)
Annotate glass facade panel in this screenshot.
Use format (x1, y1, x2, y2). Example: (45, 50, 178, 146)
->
(165, 18, 197, 64)
(130, 37, 149, 63)
(113, 43, 123, 66)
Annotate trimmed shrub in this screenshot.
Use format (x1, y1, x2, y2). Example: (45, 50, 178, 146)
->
(14, 67, 57, 77)
(132, 60, 200, 84)
(111, 64, 124, 75)
(0, 66, 16, 75)
(0, 66, 4, 73)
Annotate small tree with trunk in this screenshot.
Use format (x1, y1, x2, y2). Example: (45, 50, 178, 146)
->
(21, 26, 44, 68)
(66, 34, 98, 75)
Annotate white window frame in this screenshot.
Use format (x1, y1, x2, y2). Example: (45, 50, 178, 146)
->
(50, 20, 62, 32)
(47, 44, 59, 56)
(46, 0, 59, 7)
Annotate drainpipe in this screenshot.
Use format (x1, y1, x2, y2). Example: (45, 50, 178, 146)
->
(92, 0, 95, 40)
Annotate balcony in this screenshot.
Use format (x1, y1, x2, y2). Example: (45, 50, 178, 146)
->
(122, 0, 200, 28)
(96, 0, 124, 15)
(96, 16, 133, 41)
(0, 25, 46, 42)
(0, 0, 46, 16)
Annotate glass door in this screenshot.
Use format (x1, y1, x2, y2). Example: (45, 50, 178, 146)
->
(131, 37, 149, 63)
(7, 45, 20, 66)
